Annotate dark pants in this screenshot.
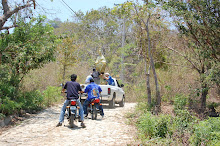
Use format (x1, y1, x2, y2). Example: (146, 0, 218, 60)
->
(83, 99, 104, 116)
(93, 78, 100, 84)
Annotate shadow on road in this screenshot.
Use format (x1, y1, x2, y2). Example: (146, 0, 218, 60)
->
(64, 124, 85, 130)
(101, 104, 123, 109)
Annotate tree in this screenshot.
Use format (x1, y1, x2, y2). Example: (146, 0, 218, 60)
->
(57, 36, 78, 83)
(157, 0, 220, 112)
(0, 15, 56, 83)
(0, 0, 36, 31)
(132, 1, 165, 113)
(49, 18, 62, 28)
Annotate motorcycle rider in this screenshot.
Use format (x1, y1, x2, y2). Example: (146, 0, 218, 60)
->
(83, 78, 104, 118)
(56, 74, 86, 128)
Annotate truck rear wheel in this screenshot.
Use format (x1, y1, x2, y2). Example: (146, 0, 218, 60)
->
(109, 94, 115, 108)
(119, 95, 125, 107)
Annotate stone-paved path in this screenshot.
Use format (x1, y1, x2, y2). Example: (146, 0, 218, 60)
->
(0, 103, 138, 146)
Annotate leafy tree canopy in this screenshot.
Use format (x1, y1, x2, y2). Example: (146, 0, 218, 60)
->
(0, 15, 57, 80)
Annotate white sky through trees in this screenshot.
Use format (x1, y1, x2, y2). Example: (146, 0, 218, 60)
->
(37, 0, 128, 22)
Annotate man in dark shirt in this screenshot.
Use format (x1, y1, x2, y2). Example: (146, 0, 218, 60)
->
(56, 74, 86, 128)
(91, 68, 100, 84)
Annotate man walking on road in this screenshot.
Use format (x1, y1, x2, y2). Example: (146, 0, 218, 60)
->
(56, 74, 86, 128)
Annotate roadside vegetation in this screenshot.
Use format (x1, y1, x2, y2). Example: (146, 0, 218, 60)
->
(0, 0, 219, 144)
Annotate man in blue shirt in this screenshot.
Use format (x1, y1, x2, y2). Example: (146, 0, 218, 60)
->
(103, 73, 115, 86)
(56, 74, 86, 128)
(83, 78, 104, 117)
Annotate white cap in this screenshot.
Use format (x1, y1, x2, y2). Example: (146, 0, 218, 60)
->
(105, 73, 110, 76)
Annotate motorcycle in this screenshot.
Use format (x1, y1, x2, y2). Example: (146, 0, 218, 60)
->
(66, 99, 81, 128)
(87, 98, 102, 120)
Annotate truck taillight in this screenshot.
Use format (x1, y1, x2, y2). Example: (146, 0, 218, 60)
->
(108, 88, 111, 95)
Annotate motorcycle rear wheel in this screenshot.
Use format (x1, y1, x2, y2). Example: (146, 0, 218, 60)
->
(91, 105, 97, 120)
(69, 114, 74, 128)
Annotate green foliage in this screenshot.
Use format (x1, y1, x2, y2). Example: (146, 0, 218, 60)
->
(156, 0, 220, 111)
(173, 109, 198, 134)
(0, 65, 17, 99)
(43, 86, 62, 107)
(162, 85, 172, 102)
(0, 113, 5, 120)
(173, 94, 188, 111)
(0, 65, 21, 115)
(137, 112, 157, 139)
(135, 101, 199, 144)
(0, 97, 22, 115)
(0, 15, 58, 117)
(56, 36, 78, 82)
(0, 86, 62, 116)
(18, 90, 44, 112)
(0, 15, 56, 78)
(190, 117, 220, 146)
(208, 62, 220, 86)
(136, 102, 150, 114)
(136, 112, 172, 140)
(155, 114, 172, 138)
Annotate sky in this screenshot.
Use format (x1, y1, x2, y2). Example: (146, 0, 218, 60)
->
(37, 0, 129, 21)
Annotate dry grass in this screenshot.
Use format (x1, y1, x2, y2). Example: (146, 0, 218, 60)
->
(22, 62, 60, 91)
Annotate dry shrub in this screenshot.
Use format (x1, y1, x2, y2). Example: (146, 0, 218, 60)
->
(21, 61, 93, 91)
(22, 62, 60, 91)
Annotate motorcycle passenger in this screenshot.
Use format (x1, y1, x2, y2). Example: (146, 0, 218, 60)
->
(56, 74, 86, 128)
(83, 78, 104, 118)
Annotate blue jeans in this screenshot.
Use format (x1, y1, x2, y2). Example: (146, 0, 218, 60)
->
(59, 99, 84, 123)
(83, 99, 104, 116)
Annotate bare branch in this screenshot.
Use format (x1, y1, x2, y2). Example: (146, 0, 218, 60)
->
(0, 1, 33, 30)
(167, 47, 201, 73)
(2, 0, 11, 14)
(155, 61, 190, 68)
(1, 24, 18, 30)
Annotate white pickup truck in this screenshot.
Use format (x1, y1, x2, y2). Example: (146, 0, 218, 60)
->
(80, 78, 125, 108)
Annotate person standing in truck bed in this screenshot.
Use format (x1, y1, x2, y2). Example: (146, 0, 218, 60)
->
(91, 68, 100, 84)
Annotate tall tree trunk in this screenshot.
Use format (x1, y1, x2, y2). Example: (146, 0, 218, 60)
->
(120, 17, 126, 82)
(145, 16, 161, 113)
(144, 46, 151, 104)
(201, 82, 208, 113)
(146, 64, 151, 105)
(200, 63, 209, 113)
(0, 52, 2, 64)
(217, 83, 220, 95)
(63, 65, 66, 83)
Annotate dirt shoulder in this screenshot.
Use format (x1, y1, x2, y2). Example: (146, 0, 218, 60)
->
(0, 102, 138, 146)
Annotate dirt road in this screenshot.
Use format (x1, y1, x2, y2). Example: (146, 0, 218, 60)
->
(0, 103, 137, 146)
